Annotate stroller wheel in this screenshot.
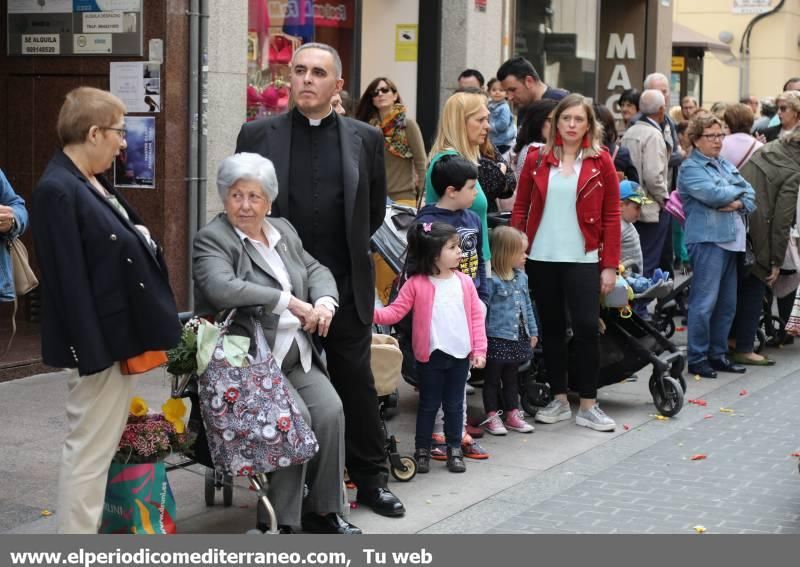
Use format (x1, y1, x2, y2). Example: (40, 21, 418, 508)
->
(650, 375, 684, 418)
(659, 317, 676, 339)
(390, 456, 417, 482)
(754, 327, 767, 354)
(520, 381, 551, 417)
(204, 468, 216, 506)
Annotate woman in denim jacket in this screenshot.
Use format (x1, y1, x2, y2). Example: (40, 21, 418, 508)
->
(678, 112, 756, 379)
(0, 168, 29, 302)
(481, 226, 538, 435)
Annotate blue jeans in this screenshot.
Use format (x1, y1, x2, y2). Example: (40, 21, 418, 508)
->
(687, 243, 738, 365)
(733, 273, 766, 353)
(415, 350, 469, 450)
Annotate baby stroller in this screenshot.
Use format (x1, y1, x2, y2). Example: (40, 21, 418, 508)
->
(370, 333, 418, 482)
(522, 304, 687, 418)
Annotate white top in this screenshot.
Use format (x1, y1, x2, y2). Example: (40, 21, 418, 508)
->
(428, 274, 471, 359)
(529, 155, 599, 263)
(234, 220, 336, 372)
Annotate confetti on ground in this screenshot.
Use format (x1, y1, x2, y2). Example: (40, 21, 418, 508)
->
(349, 502, 358, 509)
(623, 424, 630, 431)
(676, 327, 686, 332)
(690, 454, 707, 461)
(654, 415, 669, 420)
(426, 500, 432, 504)
(739, 389, 748, 396)
(694, 375, 701, 381)
(704, 414, 713, 419)
(688, 398, 708, 406)
(693, 525, 707, 533)
(40, 510, 53, 517)
(791, 452, 800, 457)
(719, 407, 735, 413)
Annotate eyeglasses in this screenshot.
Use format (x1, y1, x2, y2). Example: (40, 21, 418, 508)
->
(700, 133, 726, 141)
(102, 127, 127, 139)
(777, 105, 791, 112)
(372, 87, 393, 97)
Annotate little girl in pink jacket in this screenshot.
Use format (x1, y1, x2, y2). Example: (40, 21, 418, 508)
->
(374, 222, 486, 474)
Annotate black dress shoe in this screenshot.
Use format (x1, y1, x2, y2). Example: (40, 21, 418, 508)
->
(688, 362, 717, 379)
(709, 356, 746, 374)
(301, 513, 362, 535)
(356, 487, 406, 517)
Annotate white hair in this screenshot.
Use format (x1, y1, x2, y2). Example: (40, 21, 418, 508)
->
(292, 42, 343, 79)
(216, 153, 278, 203)
(643, 73, 669, 90)
(639, 89, 666, 115)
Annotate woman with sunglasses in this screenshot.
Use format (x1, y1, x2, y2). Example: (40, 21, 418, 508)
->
(764, 90, 800, 142)
(31, 87, 181, 532)
(678, 112, 756, 379)
(355, 78, 426, 203)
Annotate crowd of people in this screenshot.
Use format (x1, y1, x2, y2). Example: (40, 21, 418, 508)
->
(5, 40, 800, 534)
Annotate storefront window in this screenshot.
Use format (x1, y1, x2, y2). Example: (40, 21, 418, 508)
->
(514, 0, 599, 97)
(247, 0, 356, 121)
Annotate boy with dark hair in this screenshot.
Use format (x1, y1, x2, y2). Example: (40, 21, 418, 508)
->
(417, 154, 488, 301)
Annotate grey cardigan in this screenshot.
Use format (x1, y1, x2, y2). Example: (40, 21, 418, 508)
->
(192, 213, 338, 369)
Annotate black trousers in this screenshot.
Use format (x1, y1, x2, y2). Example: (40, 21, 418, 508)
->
(483, 360, 520, 413)
(321, 292, 388, 490)
(526, 260, 600, 399)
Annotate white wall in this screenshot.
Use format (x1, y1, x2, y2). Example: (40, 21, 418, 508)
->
(360, 0, 420, 119)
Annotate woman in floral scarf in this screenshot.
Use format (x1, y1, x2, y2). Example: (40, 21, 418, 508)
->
(355, 78, 426, 203)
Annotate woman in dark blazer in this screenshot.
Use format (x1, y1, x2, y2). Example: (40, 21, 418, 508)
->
(31, 87, 181, 533)
(192, 152, 357, 535)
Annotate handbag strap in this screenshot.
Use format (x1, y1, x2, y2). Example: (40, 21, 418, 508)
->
(735, 139, 758, 170)
(218, 308, 238, 336)
(251, 316, 271, 363)
(0, 298, 18, 360)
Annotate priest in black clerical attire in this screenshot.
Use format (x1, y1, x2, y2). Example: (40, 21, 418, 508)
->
(236, 43, 405, 521)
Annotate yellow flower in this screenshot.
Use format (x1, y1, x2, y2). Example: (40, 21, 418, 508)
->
(129, 396, 148, 417)
(162, 398, 187, 434)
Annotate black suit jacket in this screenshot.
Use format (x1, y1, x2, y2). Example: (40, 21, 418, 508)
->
(32, 150, 181, 376)
(764, 124, 781, 143)
(235, 112, 387, 324)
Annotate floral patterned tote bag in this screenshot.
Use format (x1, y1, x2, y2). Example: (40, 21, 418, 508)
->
(197, 309, 319, 476)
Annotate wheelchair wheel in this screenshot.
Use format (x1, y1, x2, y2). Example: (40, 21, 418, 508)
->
(223, 474, 234, 507)
(204, 468, 216, 506)
(650, 375, 684, 418)
(390, 456, 417, 482)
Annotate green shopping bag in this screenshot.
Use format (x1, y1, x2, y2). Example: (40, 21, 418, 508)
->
(99, 462, 177, 534)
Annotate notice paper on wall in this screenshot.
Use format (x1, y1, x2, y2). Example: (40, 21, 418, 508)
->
(110, 61, 161, 113)
(114, 116, 156, 189)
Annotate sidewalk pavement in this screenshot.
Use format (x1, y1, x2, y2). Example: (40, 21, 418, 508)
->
(3, 331, 799, 534)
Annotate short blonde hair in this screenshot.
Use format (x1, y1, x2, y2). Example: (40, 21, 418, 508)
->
(429, 92, 486, 164)
(687, 111, 723, 146)
(776, 90, 800, 116)
(490, 226, 527, 280)
(57, 87, 127, 146)
(542, 93, 603, 161)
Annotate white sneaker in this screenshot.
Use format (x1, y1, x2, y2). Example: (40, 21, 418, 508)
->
(575, 404, 616, 432)
(534, 399, 572, 424)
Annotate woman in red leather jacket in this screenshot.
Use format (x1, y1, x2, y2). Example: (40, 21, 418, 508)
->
(512, 93, 621, 432)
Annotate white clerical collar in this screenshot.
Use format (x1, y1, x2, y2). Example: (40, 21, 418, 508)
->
(301, 107, 334, 127)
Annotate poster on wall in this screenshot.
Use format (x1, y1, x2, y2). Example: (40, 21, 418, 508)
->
(110, 61, 161, 113)
(114, 116, 155, 189)
(732, 0, 772, 13)
(395, 24, 418, 62)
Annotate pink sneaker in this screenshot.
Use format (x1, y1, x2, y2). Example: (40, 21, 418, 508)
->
(481, 411, 508, 435)
(504, 409, 534, 433)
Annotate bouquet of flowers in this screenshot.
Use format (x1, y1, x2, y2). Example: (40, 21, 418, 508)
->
(166, 316, 204, 377)
(113, 396, 195, 464)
